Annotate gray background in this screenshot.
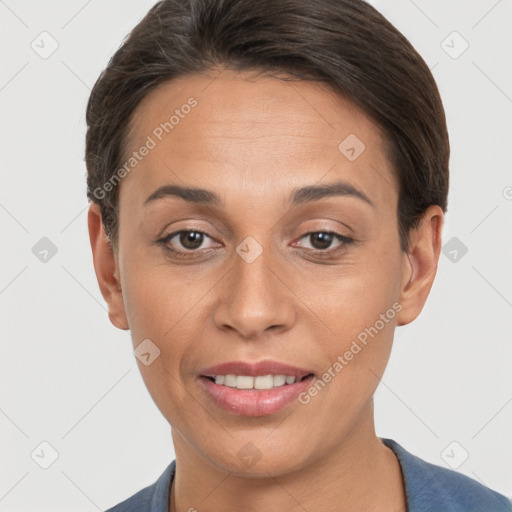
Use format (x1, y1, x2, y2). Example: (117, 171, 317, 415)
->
(1, 0, 511, 509)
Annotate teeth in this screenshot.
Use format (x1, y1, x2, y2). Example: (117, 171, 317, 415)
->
(212, 374, 300, 390)
(254, 375, 273, 389)
(237, 376, 255, 389)
(223, 374, 238, 387)
(273, 375, 286, 387)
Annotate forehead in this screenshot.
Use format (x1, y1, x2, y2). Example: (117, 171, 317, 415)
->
(121, 69, 398, 210)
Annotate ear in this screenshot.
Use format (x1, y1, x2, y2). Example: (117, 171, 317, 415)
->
(396, 205, 444, 326)
(87, 203, 129, 330)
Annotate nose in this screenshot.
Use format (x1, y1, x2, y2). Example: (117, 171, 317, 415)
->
(212, 242, 296, 339)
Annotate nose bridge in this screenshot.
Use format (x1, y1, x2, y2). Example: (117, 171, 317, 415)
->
(213, 238, 295, 338)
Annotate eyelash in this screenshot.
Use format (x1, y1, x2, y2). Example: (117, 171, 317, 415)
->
(157, 229, 356, 260)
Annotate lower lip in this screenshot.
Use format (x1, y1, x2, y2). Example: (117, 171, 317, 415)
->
(199, 375, 315, 416)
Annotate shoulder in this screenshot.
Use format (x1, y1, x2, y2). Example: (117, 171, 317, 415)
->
(381, 438, 512, 512)
(104, 461, 176, 512)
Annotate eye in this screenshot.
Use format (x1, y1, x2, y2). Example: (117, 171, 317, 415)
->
(157, 228, 355, 261)
(158, 229, 217, 255)
(296, 231, 355, 253)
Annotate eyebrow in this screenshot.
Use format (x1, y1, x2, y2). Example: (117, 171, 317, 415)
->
(144, 179, 375, 208)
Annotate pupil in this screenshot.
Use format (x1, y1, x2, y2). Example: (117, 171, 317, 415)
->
(180, 231, 203, 249)
(311, 232, 332, 250)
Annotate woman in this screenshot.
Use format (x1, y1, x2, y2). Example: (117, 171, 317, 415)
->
(85, 0, 511, 510)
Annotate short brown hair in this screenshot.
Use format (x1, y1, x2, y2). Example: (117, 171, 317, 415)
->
(85, 0, 449, 252)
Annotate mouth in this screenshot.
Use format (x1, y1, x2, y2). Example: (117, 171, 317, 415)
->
(198, 360, 316, 416)
(202, 373, 314, 390)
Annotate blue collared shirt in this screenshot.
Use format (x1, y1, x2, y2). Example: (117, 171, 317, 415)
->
(105, 438, 512, 511)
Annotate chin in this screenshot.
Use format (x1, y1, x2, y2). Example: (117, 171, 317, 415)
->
(200, 437, 313, 478)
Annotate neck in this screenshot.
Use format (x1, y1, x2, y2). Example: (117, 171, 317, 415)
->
(169, 401, 406, 512)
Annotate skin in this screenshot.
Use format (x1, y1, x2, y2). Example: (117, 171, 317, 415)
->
(88, 68, 443, 512)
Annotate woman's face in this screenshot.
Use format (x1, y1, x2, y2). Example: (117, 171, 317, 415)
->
(94, 69, 435, 476)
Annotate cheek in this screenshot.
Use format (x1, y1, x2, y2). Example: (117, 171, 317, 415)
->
(319, 253, 401, 333)
(120, 245, 186, 335)
(120, 259, 214, 371)
(310, 248, 402, 382)
(120, 265, 203, 422)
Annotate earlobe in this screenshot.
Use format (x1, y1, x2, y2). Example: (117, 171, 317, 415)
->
(396, 205, 444, 326)
(87, 203, 129, 330)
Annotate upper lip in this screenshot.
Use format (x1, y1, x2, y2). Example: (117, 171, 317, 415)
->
(200, 360, 314, 379)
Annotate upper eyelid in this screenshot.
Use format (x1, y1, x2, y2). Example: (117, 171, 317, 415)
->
(163, 228, 348, 239)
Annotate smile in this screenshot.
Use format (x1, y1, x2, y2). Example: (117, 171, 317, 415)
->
(208, 374, 311, 390)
